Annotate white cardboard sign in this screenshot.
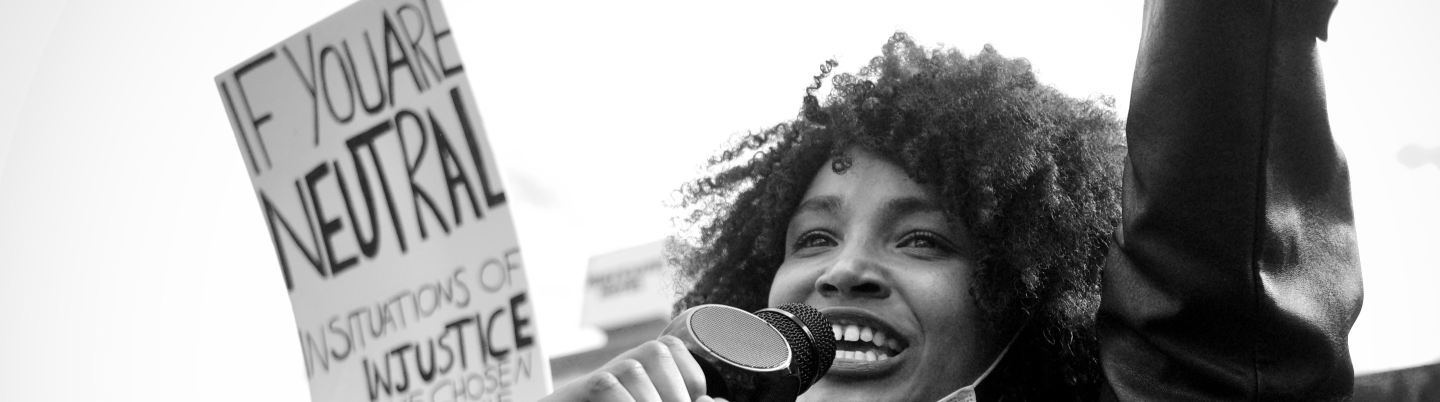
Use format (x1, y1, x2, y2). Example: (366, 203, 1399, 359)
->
(214, 0, 550, 400)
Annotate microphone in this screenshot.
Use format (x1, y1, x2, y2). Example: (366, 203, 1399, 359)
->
(661, 303, 836, 402)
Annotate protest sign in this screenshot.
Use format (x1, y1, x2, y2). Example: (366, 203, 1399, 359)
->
(215, 0, 550, 400)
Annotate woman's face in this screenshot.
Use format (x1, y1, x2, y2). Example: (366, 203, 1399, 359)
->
(768, 149, 1000, 402)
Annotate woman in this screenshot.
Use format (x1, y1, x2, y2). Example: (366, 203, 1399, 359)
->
(546, 0, 1361, 401)
(665, 31, 1121, 401)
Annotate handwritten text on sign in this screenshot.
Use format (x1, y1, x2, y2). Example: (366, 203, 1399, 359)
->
(215, 0, 550, 400)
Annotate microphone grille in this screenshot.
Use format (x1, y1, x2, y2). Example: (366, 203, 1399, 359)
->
(756, 303, 835, 389)
(783, 304, 835, 379)
(690, 305, 790, 369)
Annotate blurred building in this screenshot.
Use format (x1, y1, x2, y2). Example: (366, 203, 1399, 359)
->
(548, 240, 679, 388)
(1354, 362, 1440, 402)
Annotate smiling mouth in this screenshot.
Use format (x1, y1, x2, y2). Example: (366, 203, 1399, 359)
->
(831, 321, 906, 362)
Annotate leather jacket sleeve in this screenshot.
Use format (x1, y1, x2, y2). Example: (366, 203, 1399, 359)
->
(1098, 0, 1363, 401)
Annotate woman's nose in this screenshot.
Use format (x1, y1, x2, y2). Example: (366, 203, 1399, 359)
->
(814, 251, 890, 299)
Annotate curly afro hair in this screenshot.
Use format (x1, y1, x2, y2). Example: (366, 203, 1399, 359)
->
(669, 32, 1124, 400)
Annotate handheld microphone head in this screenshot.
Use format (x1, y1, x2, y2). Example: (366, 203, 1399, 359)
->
(755, 303, 836, 391)
(662, 303, 835, 402)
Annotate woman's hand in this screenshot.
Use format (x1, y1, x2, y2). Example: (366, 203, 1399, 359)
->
(541, 335, 725, 402)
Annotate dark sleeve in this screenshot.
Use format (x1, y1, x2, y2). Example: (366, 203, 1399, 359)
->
(1098, 0, 1363, 401)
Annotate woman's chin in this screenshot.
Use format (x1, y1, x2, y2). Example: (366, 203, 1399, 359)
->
(798, 352, 960, 402)
(798, 363, 910, 402)
(795, 382, 916, 402)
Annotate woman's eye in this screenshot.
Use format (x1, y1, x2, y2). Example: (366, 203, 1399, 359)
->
(898, 231, 949, 250)
(795, 231, 837, 249)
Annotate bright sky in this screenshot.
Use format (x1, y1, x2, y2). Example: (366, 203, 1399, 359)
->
(1, 0, 1436, 400)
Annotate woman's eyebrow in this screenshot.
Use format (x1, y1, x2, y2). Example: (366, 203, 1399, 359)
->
(882, 196, 941, 218)
(794, 195, 843, 216)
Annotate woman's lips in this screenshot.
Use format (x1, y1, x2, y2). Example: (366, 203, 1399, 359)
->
(818, 307, 909, 378)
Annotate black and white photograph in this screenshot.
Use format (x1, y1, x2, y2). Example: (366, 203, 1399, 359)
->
(0, 0, 1436, 401)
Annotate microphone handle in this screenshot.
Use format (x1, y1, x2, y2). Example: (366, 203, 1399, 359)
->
(693, 354, 732, 399)
(693, 355, 800, 402)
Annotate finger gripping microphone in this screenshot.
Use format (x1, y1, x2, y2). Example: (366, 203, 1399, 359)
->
(661, 303, 836, 402)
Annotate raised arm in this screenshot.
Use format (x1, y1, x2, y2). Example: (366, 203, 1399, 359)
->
(1098, 0, 1362, 401)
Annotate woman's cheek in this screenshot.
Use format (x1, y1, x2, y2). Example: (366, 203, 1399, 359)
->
(767, 263, 812, 305)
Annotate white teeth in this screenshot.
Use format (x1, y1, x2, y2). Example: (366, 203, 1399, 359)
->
(830, 321, 902, 355)
(834, 347, 892, 362)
